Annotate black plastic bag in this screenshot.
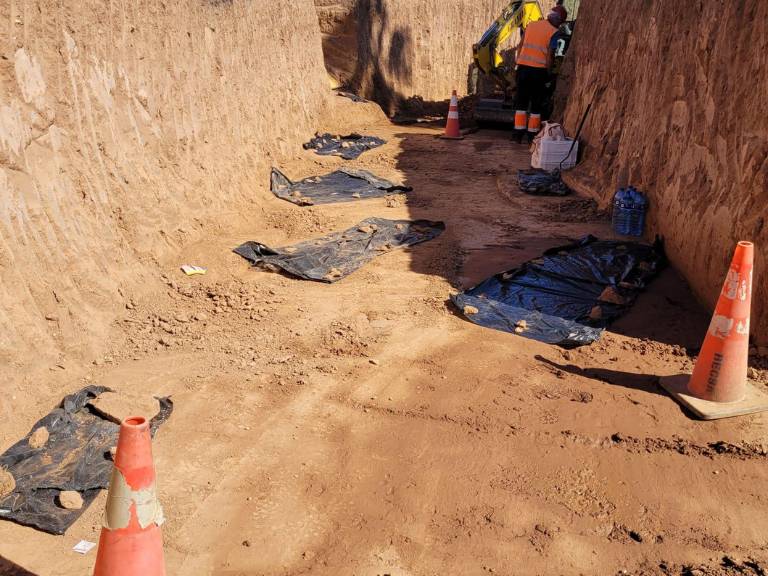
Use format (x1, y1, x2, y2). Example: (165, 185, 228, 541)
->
(234, 218, 444, 283)
(0, 386, 173, 535)
(271, 167, 411, 206)
(452, 235, 665, 347)
(517, 169, 571, 196)
(303, 133, 386, 160)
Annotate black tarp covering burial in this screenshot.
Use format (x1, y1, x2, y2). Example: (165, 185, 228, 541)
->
(452, 236, 664, 347)
(303, 132, 386, 160)
(234, 217, 444, 283)
(517, 169, 571, 196)
(271, 167, 411, 206)
(0, 386, 173, 535)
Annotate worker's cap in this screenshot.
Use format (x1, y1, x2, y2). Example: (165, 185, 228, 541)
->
(547, 10, 564, 25)
(552, 5, 568, 21)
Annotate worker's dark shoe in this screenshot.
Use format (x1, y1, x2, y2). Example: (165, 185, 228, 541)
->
(526, 131, 537, 144)
(511, 130, 525, 144)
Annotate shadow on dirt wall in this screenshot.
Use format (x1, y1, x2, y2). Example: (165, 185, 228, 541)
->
(322, 0, 458, 117)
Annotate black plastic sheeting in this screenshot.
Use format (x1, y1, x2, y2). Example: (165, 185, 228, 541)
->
(303, 132, 386, 160)
(452, 236, 665, 347)
(517, 169, 571, 196)
(234, 217, 444, 283)
(0, 386, 173, 535)
(271, 167, 411, 206)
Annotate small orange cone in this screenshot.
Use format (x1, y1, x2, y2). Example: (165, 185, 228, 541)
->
(93, 416, 166, 576)
(440, 90, 464, 140)
(661, 241, 768, 419)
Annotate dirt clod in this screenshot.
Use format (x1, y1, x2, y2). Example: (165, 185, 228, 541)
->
(323, 268, 343, 281)
(463, 305, 479, 315)
(58, 491, 83, 510)
(572, 391, 594, 403)
(28, 426, 49, 449)
(0, 468, 15, 498)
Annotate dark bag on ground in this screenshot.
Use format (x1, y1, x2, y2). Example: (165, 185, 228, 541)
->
(234, 218, 444, 283)
(271, 167, 411, 206)
(517, 169, 571, 196)
(303, 133, 386, 160)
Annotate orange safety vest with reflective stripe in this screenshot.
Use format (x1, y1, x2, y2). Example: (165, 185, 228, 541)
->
(516, 19, 557, 68)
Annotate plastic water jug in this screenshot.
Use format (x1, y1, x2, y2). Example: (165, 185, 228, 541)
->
(627, 187, 648, 237)
(612, 188, 632, 236)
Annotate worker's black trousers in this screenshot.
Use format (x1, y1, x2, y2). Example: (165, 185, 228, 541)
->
(513, 65, 549, 116)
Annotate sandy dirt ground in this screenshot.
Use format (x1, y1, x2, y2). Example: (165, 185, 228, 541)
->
(2, 118, 768, 576)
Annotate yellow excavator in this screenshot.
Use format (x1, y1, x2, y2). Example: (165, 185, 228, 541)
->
(470, 0, 545, 123)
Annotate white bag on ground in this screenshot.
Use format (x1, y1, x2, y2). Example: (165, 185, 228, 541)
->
(531, 122, 578, 171)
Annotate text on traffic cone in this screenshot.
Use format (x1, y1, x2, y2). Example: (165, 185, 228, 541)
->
(687, 241, 754, 403)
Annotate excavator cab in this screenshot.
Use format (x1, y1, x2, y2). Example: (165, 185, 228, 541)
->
(470, 0, 545, 124)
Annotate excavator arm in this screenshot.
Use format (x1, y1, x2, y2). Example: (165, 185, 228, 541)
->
(473, 0, 544, 86)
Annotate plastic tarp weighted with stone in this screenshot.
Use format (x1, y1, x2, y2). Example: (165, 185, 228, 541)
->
(452, 236, 665, 347)
(0, 386, 172, 535)
(234, 217, 444, 283)
(303, 133, 386, 160)
(271, 167, 411, 206)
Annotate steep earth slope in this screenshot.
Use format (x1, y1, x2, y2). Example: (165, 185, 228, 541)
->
(0, 0, 380, 381)
(558, 0, 768, 345)
(315, 0, 510, 113)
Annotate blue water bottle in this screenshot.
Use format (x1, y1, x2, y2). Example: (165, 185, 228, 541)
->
(612, 188, 630, 235)
(626, 187, 638, 236)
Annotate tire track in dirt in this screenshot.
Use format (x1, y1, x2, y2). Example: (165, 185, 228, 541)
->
(561, 430, 768, 461)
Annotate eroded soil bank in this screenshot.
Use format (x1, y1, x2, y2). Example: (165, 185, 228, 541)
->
(558, 0, 768, 346)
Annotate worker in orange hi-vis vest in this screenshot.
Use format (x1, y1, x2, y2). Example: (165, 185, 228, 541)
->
(512, 10, 562, 144)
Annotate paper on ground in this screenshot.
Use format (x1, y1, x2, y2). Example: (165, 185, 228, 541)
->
(72, 540, 97, 554)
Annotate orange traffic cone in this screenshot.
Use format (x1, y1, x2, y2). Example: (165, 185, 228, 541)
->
(661, 241, 768, 419)
(440, 90, 464, 140)
(93, 416, 166, 576)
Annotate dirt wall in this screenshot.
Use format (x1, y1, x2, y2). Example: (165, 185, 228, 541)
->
(315, 0, 511, 113)
(559, 0, 768, 346)
(0, 0, 363, 378)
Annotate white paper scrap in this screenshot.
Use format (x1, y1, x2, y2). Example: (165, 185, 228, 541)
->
(73, 540, 97, 554)
(181, 264, 207, 276)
